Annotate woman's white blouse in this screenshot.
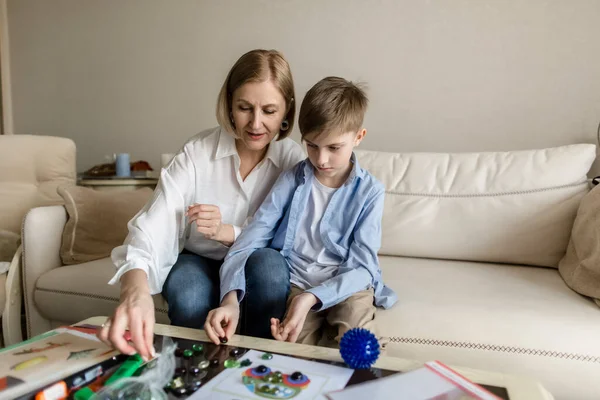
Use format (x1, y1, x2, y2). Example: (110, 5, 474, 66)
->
(109, 127, 306, 294)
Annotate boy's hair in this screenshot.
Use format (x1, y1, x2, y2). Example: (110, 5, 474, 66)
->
(216, 49, 296, 140)
(298, 76, 368, 139)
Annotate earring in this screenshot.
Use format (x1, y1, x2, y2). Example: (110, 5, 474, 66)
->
(281, 120, 289, 132)
(230, 112, 235, 127)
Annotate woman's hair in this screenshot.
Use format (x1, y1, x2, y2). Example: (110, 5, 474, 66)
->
(216, 49, 295, 140)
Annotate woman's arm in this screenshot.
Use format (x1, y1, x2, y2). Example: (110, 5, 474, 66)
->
(109, 146, 195, 294)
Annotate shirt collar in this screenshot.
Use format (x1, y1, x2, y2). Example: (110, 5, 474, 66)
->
(215, 127, 237, 160)
(215, 127, 281, 168)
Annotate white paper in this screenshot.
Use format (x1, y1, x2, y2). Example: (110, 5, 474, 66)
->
(189, 349, 354, 400)
(326, 368, 475, 400)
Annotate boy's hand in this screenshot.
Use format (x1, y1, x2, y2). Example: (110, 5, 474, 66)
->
(205, 302, 239, 345)
(270, 292, 318, 343)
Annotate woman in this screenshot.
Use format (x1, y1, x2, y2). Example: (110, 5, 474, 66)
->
(97, 49, 305, 361)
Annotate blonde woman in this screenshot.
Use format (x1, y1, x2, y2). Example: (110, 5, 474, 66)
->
(98, 50, 305, 361)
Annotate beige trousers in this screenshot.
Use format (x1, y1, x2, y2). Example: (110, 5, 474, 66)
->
(286, 285, 377, 346)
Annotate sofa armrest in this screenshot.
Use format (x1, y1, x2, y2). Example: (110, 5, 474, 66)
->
(3, 245, 23, 345)
(22, 205, 67, 337)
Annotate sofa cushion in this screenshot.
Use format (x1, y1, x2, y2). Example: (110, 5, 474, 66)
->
(559, 184, 600, 306)
(377, 255, 600, 400)
(356, 144, 596, 268)
(0, 135, 76, 235)
(57, 186, 153, 265)
(33, 257, 169, 325)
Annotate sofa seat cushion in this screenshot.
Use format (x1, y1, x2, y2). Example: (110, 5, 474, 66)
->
(34, 257, 169, 325)
(377, 256, 600, 400)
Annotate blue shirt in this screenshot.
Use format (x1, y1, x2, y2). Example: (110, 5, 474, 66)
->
(219, 154, 398, 311)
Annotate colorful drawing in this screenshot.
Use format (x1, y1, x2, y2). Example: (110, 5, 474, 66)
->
(11, 356, 49, 371)
(68, 349, 97, 360)
(242, 365, 310, 399)
(13, 342, 69, 355)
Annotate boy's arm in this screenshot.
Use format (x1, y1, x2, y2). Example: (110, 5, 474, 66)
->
(306, 185, 385, 311)
(219, 166, 298, 303)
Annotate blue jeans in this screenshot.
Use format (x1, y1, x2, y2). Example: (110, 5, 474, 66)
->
(162, 248, 290, 339)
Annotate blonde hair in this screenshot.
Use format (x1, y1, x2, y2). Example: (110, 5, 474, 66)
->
(298, 76, 368, 140)
(216, 49, 295, 140)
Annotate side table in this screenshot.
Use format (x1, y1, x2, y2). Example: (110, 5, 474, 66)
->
(78, 177, 158, 192)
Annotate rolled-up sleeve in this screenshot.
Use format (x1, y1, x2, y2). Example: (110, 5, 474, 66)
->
(109, 147, 195, 294)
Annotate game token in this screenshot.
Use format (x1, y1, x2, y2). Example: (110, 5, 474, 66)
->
(240, 359, 252, 367)
(198, 360, 210, 369)
(261, 352, 273, 360)
(210, 358, 220, 367)
(219, 337, 228, 344)
(192, 343, 204, 352)
(224, 359, 240, 368)
(229, 348, 241, 357)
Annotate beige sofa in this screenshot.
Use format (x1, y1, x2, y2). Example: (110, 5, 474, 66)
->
(22, 144, 600, 400)
(0, 134, 76, 346)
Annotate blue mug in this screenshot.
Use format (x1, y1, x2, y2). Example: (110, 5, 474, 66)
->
(115, 153, 131, 177)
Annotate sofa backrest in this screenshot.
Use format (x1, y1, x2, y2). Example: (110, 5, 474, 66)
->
(0, 135, 76, 235)
(356, 144, 596, 268)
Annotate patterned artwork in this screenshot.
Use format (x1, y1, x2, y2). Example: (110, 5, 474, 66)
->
(242, 366, 311, 399)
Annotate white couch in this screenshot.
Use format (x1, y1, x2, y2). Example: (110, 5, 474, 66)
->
(22, 144, 599, 400)
(0, 134, 76, 346)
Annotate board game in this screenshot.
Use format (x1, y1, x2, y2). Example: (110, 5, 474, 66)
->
(4, 324, 510, 400)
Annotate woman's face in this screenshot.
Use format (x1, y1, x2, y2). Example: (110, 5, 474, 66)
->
(231, 80, 287, 152)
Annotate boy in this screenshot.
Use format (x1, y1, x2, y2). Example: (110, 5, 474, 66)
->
(205, 77, 397, 345)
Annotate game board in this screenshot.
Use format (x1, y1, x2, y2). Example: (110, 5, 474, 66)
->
(189, 350, 354, 399)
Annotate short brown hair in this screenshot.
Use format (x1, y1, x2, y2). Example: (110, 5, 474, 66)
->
(216, 49, 295, 140)
(298, 77, 368, 139)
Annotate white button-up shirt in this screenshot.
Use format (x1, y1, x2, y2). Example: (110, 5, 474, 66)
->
(109, 126, 306, 294)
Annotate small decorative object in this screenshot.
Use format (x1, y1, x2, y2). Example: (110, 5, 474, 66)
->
(240, 359, 252, 367)
(115, 153, 131, 177)
(339, 328, 380, 369)
(260, 352, 273, 360)
(224, 359, 240, 368)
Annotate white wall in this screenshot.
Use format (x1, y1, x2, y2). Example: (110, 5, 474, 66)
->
(7, 0, 600, 173)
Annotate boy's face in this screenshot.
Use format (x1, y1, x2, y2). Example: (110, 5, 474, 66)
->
(304, 129, 366, 185)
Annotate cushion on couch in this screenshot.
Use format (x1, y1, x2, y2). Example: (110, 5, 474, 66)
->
(356, 144, 596, 268)
(33, 257, 169, 324)
(57, 185, 153, 265)
(559, 184, 600, 307)
(376, 256, 600, 400)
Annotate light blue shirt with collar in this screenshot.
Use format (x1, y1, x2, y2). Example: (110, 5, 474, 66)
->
(220, 153, 398, 311)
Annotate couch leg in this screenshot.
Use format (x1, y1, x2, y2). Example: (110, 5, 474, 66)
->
(2, 246, 23, 345)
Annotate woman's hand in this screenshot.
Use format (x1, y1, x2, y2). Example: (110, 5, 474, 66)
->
(187, 204, 234, 245)
(97, 270, 156, 361)
(270, 292, 318, 343)
(204, 291, 240, 345)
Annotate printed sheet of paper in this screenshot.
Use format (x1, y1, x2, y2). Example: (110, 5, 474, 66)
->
(189, 349, 354, 400)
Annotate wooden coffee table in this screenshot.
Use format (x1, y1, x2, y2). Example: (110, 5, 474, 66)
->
(81, 316, 553, 399)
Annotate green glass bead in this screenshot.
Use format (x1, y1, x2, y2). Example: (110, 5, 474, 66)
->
(192, 344, 204, 352)
(183, 349, 193, 358)
(224, 359, 240, 368)
(240, 359, 252, 367)
(261, 353, 273, 360)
